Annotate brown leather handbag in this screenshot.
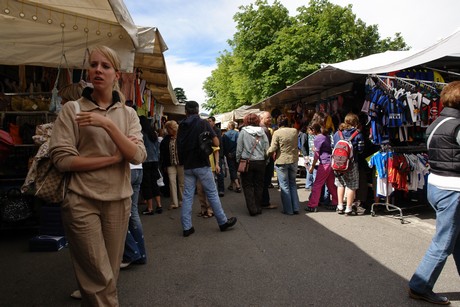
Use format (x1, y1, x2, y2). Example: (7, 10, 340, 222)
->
(238, 136, 259, 173)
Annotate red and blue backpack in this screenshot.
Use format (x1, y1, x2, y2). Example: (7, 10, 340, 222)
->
(331, 129, 360, 174)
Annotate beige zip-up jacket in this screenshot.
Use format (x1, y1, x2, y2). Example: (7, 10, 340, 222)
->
(267, 127, 299, 165)
(49, 96, 146, 201)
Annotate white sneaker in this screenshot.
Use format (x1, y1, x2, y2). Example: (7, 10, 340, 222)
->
(70, 289, 82, 299)
(336, 204, 345, 214)
(120, 261, 132, 269)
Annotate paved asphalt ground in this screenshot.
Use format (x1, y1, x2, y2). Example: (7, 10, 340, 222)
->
(1, 175, 459, 307)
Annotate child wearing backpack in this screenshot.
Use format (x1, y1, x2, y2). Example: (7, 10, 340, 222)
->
(304, 123, 339, 212)
(332, 112, 364, 215)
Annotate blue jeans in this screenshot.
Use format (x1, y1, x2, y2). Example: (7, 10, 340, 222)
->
(409, 183, 460, 293)
(123, 169, 146, 263)
(305, 163, 315, 189)
(275, 163, 300, 215)
(181, 166, 228, 230)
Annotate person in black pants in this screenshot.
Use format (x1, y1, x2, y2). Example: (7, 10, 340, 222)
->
(259, 111, 277, 209)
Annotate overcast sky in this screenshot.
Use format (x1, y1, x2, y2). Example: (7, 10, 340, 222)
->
(126, 0, 460, 109)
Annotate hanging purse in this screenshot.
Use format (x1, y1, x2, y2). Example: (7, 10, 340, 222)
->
(156, 169, 165, 187)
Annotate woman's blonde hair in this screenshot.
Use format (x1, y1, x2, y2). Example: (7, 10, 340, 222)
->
(339, 112, 359, 130)
(164, 120, 178, 133)
(89, 45, 125, 103)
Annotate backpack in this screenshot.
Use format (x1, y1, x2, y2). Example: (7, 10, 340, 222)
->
(331, 129, 360, 174)
(198, 120, 213, 156)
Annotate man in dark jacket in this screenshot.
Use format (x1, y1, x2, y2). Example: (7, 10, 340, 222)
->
(177, 101, 237, 237)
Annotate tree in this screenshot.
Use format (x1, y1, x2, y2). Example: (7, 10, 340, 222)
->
(173, 87, 187, 103)
(202, 0, 408, 114)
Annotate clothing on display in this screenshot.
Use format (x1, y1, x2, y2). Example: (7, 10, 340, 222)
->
(368, 147, 429, 197)
(363, 75, 445, 146)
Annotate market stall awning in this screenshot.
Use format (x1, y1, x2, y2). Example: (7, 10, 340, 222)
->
(214, 105, 262, 127)
(255, 28, 460, 110)
(0, 0, 179, 111)
(0, 0, 138, 71)
(134, 27, 179, 106)
(162, 103, 185, 115)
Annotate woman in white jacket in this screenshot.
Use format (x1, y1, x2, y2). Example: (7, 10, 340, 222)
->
(236, 113, 269, 216)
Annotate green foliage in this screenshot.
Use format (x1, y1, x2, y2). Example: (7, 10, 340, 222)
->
(202, 0, 408, 114)
(173, 87, 187, 103)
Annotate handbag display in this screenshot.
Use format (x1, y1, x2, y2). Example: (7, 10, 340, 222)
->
(238, 136, 259, 173)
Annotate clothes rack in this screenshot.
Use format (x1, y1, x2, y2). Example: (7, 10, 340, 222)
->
(372, 74, 447, 87)
(370, 144, 429, 224)
(370, 144, 406, 224)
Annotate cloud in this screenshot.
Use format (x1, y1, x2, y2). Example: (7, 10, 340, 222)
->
(329, 0, 460, 50)
(127, 0, 304, 110)
(128, 0, 460, 113)
(128, 0, 239, 65)
(164, 54, 216, 107)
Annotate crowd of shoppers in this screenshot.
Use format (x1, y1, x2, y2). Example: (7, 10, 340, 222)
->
(47, 43, 459, 307)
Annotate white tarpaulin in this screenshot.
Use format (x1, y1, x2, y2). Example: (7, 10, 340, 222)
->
(215, 105, 263, 127)
(326, 28, 460, 74)
(256, 29, 460, 109)
(0, 0, 139, 71)
(0, 0, 180, 110)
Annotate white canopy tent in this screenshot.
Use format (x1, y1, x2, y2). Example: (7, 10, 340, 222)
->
(214, 105, 263, 128)
(0, 0, 181, 112)
(0, 0, 139, 71)
(255, 28, 460, 110)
